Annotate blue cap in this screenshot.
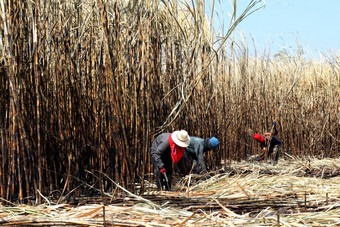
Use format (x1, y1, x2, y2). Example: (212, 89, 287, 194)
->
(210, 137, 219, 148)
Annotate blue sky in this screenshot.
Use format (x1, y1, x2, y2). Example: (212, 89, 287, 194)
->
(212, 0, 340, 58)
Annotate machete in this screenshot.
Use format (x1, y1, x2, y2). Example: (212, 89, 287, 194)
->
(163, 172, 170, 190)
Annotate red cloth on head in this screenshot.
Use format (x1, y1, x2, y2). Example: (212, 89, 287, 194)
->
(168, 134, 185, 163)
(254, 134, 265, 143)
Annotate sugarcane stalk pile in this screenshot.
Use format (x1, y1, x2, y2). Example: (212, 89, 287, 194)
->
(1, 157, 339, 226)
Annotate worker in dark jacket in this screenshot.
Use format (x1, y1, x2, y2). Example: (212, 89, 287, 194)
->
(253, 122, 281, 164)
(179, 136, 219, 174)
(150, 130, 190, 191)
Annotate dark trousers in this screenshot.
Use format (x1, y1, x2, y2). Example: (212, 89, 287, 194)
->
(260, 144, 281, 164)
(152, 158, 173, 191)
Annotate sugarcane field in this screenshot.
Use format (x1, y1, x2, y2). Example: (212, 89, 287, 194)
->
(0, 0, 339, 226)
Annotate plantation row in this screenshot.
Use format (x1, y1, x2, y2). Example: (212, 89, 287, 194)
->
(0, 0, 339, 203)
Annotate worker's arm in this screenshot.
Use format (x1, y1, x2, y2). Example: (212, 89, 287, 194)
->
(150, 140, 168, 170)
(197, 144, 208, 173)
(271, 121, 278, 136)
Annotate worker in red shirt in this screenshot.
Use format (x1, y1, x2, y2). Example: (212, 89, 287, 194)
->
(150, 130, 190, 191)
(253, 122, 281, 164)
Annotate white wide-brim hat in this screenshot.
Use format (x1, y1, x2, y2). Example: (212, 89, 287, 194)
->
(171, 130, 190, 147)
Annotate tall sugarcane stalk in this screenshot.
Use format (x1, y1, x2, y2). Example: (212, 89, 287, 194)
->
(32, 0, 42, 204)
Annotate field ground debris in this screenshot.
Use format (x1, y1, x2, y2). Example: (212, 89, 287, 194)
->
(1, 157, 339, 226)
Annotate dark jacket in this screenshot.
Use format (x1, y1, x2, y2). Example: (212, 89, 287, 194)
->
(150, 133, 172, 170)
(260, 136, 281, 151)
(184, 137, 212, 173)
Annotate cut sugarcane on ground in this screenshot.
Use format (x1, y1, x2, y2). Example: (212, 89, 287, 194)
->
(1, 156, 339, 226)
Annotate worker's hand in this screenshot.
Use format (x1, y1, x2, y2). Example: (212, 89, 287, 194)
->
(160, 168, 166, 174)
